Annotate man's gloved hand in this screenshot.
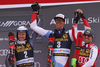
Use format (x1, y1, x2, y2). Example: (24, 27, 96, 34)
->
(31, 2, 41, 14)
(80, 13, 86, 19)
(71, 58, 77, 67)
(73, 11, 81, 24)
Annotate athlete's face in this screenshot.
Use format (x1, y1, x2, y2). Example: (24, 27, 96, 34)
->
(55, 18, 65, 30)
(18, 32, 26, 41)
(83, 33, 93, 44)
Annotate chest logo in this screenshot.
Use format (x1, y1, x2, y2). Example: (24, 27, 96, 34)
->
(79, 48, 90, 57)
(16, 43, 32, 53)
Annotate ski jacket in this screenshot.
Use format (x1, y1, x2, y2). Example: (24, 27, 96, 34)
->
(78, 42, 99, 67)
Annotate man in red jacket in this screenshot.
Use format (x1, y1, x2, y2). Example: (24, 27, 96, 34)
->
(72, 9, 99, 67)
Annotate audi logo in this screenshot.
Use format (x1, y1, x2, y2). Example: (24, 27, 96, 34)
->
(0, 49, 9, 56)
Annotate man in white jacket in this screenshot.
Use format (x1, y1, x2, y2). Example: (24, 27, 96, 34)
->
(30, 2, 92, 67)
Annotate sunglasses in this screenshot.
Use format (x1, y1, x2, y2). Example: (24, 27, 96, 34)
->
(83, 34, 92, 37)
(55, 19, 64, 22)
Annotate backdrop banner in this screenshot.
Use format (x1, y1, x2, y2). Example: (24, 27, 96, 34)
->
(0, 2, 100, 67)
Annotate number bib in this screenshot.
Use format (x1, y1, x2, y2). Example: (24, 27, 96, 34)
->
(15, 43, 34, 61)
(54, 33, 72, 49)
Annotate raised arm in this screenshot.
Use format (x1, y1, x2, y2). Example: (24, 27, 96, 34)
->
(30, 2, 52, 39)
(30, 12, 49, 36)
(72, 9, 91, 42)
(80, 11, 91, 30)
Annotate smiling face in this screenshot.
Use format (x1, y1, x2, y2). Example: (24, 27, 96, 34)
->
(55, 18, 65, 30)
(18, 32, 26, 41)
(83, 33, 93, 44)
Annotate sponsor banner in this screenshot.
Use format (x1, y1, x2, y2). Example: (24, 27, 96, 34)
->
(0, 15, 43, 31)
(0, 16, 98, 31)
(50, 17, 100, 25)
(0, 15, 31, 31)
